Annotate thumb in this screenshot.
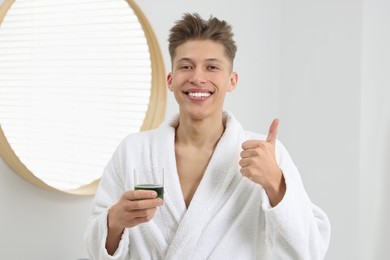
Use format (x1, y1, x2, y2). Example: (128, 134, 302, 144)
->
(266, 118, 279, 144)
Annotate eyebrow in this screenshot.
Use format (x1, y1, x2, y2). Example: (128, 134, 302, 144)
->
(175, 57, 223, 64)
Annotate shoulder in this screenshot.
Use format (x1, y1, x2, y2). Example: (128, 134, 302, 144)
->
(108, 129, 153, 157)
(116, 116, 176, 151)
(122, 128, 157, 143)
(242, 130, 267, 141)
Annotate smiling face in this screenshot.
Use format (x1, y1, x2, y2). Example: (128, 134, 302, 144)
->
(167, 40, 238, 121)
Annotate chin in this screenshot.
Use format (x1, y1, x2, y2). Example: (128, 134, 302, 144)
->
(185, 108, 221, 122)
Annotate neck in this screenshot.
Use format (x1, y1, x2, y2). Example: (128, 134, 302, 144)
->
(175, 113, 225, 148)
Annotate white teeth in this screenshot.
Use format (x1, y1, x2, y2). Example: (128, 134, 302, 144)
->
(188, 92, 211, 98)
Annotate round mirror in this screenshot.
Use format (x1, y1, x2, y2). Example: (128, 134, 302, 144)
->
(0, 0, 166, 195)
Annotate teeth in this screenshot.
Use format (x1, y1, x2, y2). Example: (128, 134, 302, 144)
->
(188, 92, 211, 98)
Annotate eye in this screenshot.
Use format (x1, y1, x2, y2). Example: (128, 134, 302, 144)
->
(207, 65, 219, 71)
(179, 65, 193, 70)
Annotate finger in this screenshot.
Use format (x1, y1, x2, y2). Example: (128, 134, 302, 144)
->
(127, 212, 157, 227)
(133, 210, 157, 224)
(266, 118, 279, 144)
(240, 149, 253, 158)
(240, 167, 254, 179)
(241, 140, 262, 150)
(126, 198, 163, 211)
(239, 158, 250, 167)
(125, 190, 158, 201)
(131, 207, 158, 219)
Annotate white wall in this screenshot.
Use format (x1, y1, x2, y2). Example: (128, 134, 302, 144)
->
(359, 0, 390, 259)
(0, 159, 92, 260)
(278, 1, 362, 259)
(1, 0, 389, 259)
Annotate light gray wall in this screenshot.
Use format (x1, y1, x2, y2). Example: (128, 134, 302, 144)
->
(359, 0, 390, 259)
(1, 0, 389, 259)
(0, 158, 92, 259)
(278, 1, 362, 259)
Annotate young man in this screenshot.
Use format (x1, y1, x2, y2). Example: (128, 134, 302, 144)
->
(85, 13, 331, 260)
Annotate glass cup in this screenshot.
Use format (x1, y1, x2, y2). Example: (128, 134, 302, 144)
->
(133, 168, 164, 199)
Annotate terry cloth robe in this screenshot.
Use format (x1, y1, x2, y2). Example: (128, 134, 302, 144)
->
(84, 111, 331, 260)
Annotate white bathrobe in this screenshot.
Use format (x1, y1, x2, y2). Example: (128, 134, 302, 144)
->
(84, 112, 331, 260)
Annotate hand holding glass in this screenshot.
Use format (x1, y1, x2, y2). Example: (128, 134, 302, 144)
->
(133, 168, 164, 199)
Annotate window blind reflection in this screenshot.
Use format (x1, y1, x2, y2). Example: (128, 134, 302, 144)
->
(0, 0, 152, 191)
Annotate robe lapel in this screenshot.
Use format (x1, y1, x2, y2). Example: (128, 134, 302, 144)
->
(130, 119, 187, 256)
(153, 118, 188, 244)
(164, 112, 244, 259)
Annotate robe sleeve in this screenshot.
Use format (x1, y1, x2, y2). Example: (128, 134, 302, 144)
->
(84, 143, 131, 260)
(262, 140, 331, 260)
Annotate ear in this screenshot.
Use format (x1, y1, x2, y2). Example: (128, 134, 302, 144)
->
(227, 72, 238, 92)
(167, 73, 173, 92)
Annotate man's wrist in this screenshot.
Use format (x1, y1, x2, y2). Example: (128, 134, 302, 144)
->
(265, 169, 286, 207)
(107, 206, 125, 234)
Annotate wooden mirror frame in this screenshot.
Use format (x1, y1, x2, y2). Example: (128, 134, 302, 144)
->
(0, 0, 166, 195)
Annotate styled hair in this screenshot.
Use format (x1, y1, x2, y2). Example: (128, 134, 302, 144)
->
(168, 13, 237, 65)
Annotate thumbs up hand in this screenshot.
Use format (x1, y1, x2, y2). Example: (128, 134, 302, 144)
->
(239, 119, 286, 206)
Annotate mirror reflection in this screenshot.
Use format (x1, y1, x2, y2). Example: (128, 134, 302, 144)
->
(0, 0, 166, 194)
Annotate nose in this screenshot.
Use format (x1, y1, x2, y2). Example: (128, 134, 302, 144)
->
(189, 68, 207, 85)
